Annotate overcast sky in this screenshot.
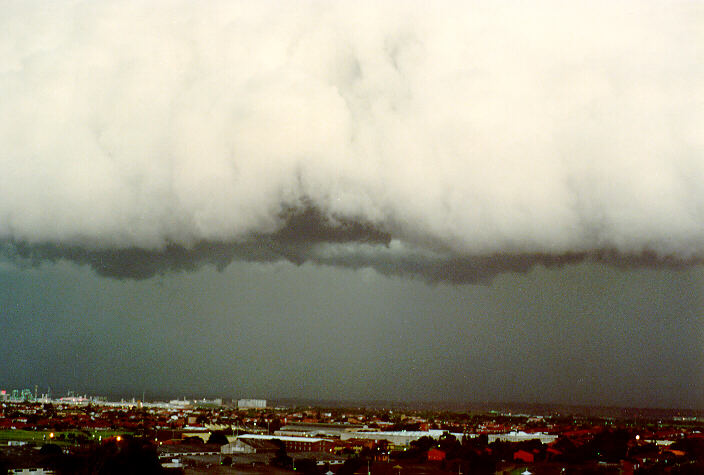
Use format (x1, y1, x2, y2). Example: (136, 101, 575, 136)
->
(2, 259, 703, 408)
(1, 0, 704, 408)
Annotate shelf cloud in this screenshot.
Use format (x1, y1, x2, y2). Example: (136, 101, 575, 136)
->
(1, 0, 703, 281)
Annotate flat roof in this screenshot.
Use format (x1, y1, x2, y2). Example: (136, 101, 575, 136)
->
(238, 434, 330, 443)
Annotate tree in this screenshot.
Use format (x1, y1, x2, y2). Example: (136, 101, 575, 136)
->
(182, 436, 204, 445)
(51, 436, 167, 475)
(270, 440, 292, 469)
(438, 432, 460, 454)
(410, 436, 434, 452)
(589, 429, 630, 462)
(40, 443, 63, 456)
(337, 457, 363, 475)
(295, 458, 320, 475)
(207, 431, 229, 445)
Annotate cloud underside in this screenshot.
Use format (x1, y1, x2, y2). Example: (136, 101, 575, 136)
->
(3, 208, 698, 283)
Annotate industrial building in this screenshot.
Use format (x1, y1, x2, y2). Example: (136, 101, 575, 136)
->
(237, 398, 266, 409)
(222, 434, 334, 453)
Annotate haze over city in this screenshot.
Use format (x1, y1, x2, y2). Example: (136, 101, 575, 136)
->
(1, 0, 704, 409)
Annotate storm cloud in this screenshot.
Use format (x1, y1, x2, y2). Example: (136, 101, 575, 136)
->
(2, 0, 703, 281)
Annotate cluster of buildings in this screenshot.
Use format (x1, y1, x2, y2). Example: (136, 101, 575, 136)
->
(1, 393, 704, 473)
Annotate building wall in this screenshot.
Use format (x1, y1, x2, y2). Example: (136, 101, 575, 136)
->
(284, 440, 331, 452)
(9, 470, 56, 475)
(237, 399, 266, 409)
(235, 435, 333, 453)
(221, 441, 256, 454)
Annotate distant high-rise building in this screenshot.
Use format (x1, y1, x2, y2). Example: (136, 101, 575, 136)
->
(237, 398, 266, 409)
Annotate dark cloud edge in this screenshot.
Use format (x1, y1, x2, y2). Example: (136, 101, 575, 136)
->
(1, 207, 701, 284)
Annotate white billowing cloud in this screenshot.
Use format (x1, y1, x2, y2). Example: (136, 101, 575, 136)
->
(1, 0, 703, 267)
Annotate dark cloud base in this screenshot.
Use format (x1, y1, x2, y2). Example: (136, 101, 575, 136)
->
(3, 240, 699, 285)
(2, 205, 699, 283)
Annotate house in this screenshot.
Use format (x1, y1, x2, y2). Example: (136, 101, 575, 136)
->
(513, 449, 535, 463)
(427, 448, 446, 461)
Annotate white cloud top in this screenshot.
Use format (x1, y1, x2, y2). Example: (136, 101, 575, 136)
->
(2, 1, 703, 264)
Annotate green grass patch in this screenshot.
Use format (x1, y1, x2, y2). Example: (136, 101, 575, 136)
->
(0, 429, 131, 446)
